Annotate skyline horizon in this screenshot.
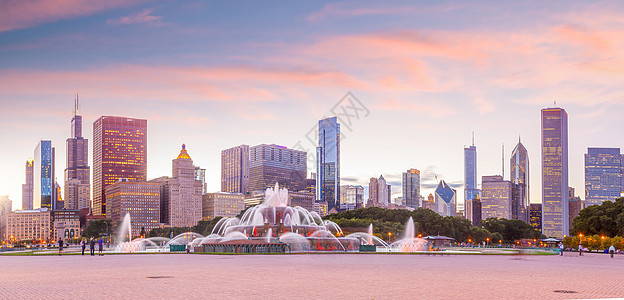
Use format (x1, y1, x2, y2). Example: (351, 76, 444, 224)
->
(2, 1, 624, 212)
(1, 99, 618, 211)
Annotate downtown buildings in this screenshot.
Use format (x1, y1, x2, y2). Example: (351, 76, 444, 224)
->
(33, 140, 56, 210)
(105, 179, 161, 236)
(464, 139, 481, 225)
(481, 175, 512, 219)
(541, 107, 569, 238)
(340, 185, 364, 210)
(93, 116, 148, 216)
(221, 145, 250, 195)
(510, 139, 530, 222)
(21, 159, 33, 210)
(367, 175, 390, 208)
(434, 180, 456, 217)
(249, 144, 307, 192)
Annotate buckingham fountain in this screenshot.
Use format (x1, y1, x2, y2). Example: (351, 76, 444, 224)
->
(114, 183, 429, 253)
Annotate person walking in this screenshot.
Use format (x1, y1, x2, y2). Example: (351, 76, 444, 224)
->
(559, 242, 564, 256)
(609, 245, 616, 258)
(80, 238, 86, 255)
(578, 244, 583, 256)
(90, 238, 96, 256)
(58, 238, 64, 256)
(98, 238, 104, 256)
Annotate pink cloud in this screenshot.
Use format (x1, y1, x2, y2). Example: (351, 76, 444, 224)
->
(307, 2, 467, 22)
(0, 0, 150, 32)
(107, 8, 162, 25)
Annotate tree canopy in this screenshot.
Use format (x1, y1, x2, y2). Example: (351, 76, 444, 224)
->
(571, 198, 624, 237)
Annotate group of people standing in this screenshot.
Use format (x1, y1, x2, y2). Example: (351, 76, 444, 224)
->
(57, 238, 104, 256)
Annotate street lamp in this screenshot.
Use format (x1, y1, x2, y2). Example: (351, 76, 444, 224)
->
(388, 232, 392, 243)
(486, 237, 490, 246)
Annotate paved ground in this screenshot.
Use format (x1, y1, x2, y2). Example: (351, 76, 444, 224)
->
(0, 252, 623, 299)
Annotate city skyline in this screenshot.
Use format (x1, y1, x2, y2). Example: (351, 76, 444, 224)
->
(3, 1, 624, 211)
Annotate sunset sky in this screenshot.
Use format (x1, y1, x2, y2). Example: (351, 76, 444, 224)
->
(2, 0, 624, 211)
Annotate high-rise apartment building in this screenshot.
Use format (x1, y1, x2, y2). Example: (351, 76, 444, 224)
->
(541, 107, 569, 238)
(434, 180, 456, 217)
(160, 145, 203, 227)
(584, 148, 623, 206)
(510, 139, 529, 222)
(105, 179, 161, 236)
(464, 140, 480, 217)
(33, 140, 56, 210)
(316, 117, 340, 211)
(22, 159, 33, 210)
(529, 203, 542, 232)
(65, 97, 90, 210)
(481, 175, 512, 219)
(221, 145, 250, 195)
(249, 144, 307, 192)
(402, 169, 421, 209)
(367, 175, 390, 207)
(93, 116, 147, 216)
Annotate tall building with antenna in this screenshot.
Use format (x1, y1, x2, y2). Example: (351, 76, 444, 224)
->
(510, 137, 529, 222)
(541, 107, 569, 238)
(65, 95, 91, 210)
(464, 133, 480, 222)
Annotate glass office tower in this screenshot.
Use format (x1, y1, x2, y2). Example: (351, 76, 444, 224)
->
(316, 117, 340, 211)
(585, 148, 622, 206)
(33, 140, 55, 209)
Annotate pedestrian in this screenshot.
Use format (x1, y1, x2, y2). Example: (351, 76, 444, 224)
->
(58, 238, 64, 256)
(90, 238, 95, 256)
(559, 242, 564, 256)
(98, 237, 104, 256)
(80, 238, 86, 255)
(609, 245, 616, 258)
(578, 244, 583, 256)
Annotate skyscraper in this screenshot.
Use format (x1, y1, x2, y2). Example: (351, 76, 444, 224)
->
(105, 179, 161, 237)
(367, 175, 390, 207)
(249, 144, 307, 192)
(221, 145, 250, 195)
(160, 145, 203, 227)
(434, 180, 456, 217)
(22, 159, 33, 210)
(33, 140, 55, 210)
(339, 185, 364, 210)
(93, 116, 147, 216)
(64, 96, 90, 210)
(481, 175, 512, 219)
(0, 196, 12, 241)
(464, 137, 480, 216)
(402, 169, 421, 209)
(466, 195, 482, 226)
(510, 138, 529, 222)
(529, 203, 542, 232)
(541, 107, 569, 238)
(317, 117, 341, 211)
(584, 148, 623, 206)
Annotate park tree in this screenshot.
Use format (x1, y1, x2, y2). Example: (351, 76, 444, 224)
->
(82, 219, 112, 239)
(571, 198, 624, 237)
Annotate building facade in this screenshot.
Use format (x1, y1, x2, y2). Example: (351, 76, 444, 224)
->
(93, 116, 147, 216)
(367, 175, 390, 207)
(541, 107, 569, 237)
(160, 145, 203, 227)
(105, 179, 161, 236)
(465, 195, 482, 226)
(529, 203, 542, 232)
(249, 144, 307, 192)
(339, 185, 364, 211)
(423, 194, 435, 211)
(202, 192, 245, 221)
(290, 191, 316, 212)
(316, 117, 340, 211)
(584, 147, 623, 206)
(33, 140, 56, 210)
(194, 167, 207, 194)
(51, 210, 81, 242)
(568, 187, 584, 230)
(0, 196, 12, 241)
(22, 159, 33, 210)
(481, 175, 512, 220)
(464, 143, 480, 217)
(510, 139, 529, 222)
(402, 169, 421, 209)
(6, 208, 52, 243)
(221, 145, 250, 195)
(434, 180, 456, 217)
(65, 99, 91, 210)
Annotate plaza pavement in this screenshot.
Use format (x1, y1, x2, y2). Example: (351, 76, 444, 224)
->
(0, 252, 623, 299)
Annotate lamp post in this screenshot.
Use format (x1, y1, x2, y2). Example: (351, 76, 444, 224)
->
(388, 232, 392, 243)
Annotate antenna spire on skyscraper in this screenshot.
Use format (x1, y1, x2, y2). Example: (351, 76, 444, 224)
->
(472, 131, 475, 146)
